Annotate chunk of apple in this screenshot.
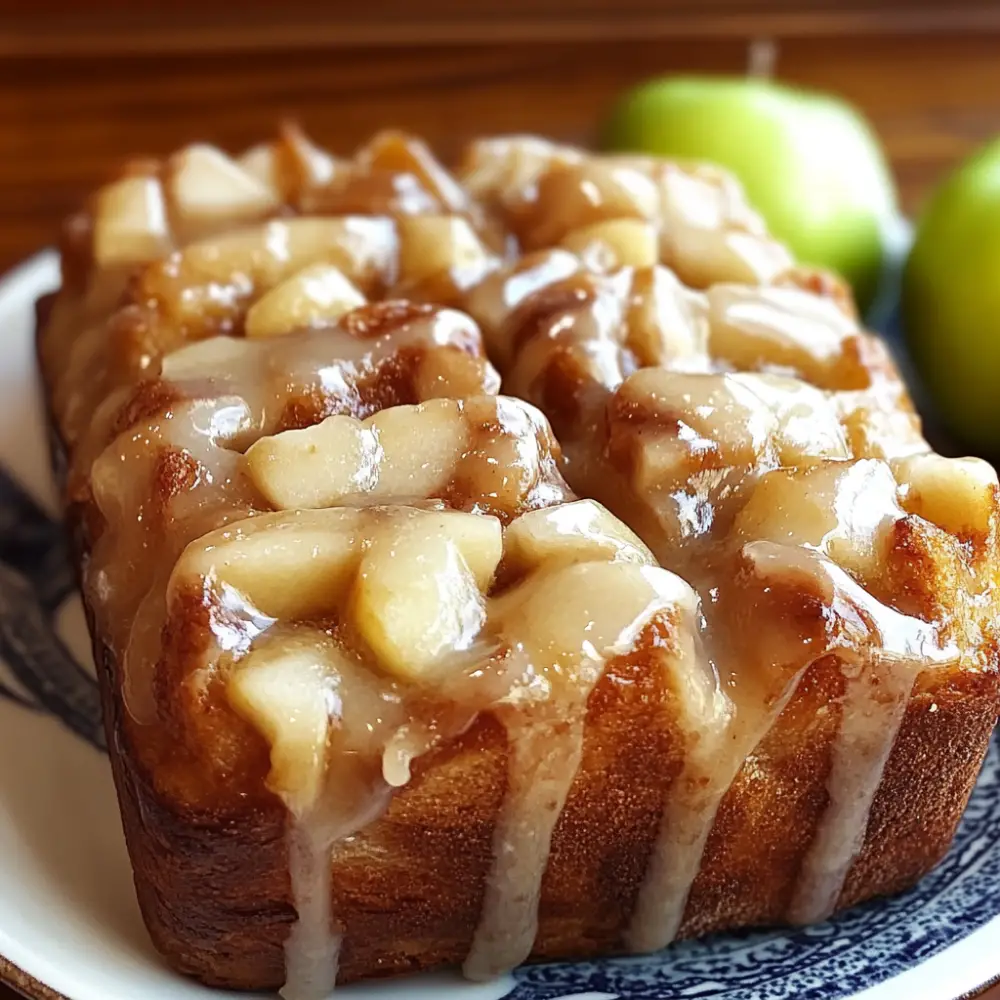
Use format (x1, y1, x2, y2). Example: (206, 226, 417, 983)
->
(528, 161, 661, 247)
(733, 458, 904, 584)
(351, 511, 502, 681)
(623, 265, 708, 367)
(614, 368, 780, 493)
(244, 399, 469, 510)
(245, 415, 377, 510)
(171, 508, 369, 620)
(227, 636, 340, 815)
(165, 217, 397, 297)
(458, 135, 583, 204)
(274, 125, 339, 194)
(361, 131, 469, 212)
(893, 452, 998, 543)
(92, 175, 172, 269)
(244, 263, 367, 339)
(663, 225, 794, 289)
(503, 500, 655, 577)
(730, 373, 850, 464)
(560, 218, 659, 269)
(367, 400, 471, 499)
(397, 214, 492, 285)
(165, 144, 280, 232)
(706, 283, 859, 387)
(236, 143, 279, 190)
(493, 560, 697, 695)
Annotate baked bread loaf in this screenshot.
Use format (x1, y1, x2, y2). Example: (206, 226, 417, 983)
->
(38, 128, 1000, 998)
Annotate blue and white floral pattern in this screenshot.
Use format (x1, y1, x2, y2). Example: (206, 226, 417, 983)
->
(0, 466, 104, 749)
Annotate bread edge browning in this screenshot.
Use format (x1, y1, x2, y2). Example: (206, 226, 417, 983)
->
(97, 624, 998, 990)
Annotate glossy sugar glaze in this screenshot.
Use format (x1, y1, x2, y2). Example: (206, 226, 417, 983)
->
(39, 128, 1000, 999)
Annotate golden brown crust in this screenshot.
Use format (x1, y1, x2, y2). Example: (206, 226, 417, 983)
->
(100, 630, 998, 989)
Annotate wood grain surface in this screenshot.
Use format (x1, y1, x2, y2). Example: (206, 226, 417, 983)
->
(0, 31, 999, 273)
(2, 1, 1000, 54)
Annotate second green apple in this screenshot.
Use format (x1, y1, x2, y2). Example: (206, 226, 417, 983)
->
(903, 135, 1000, 454)
(603, 76, 898, 310)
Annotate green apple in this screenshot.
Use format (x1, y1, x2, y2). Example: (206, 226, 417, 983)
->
(602, 76, 898, 311)
(903, 137, 1000, 453)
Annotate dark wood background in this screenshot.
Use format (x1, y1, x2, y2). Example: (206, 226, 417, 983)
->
(1, 1, 999, 998)
(0, 1, 998, 275)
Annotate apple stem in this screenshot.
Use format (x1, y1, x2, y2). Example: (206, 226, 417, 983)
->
(747, 37, 778, 79)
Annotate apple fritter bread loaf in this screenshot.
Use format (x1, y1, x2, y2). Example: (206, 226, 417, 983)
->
(37, 128, 1000, 998)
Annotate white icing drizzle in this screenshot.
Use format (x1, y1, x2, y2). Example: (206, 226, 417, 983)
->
(283, 782, 393, 1000)
(626, 740, 726, 952)
(466, 562, 697, 979)
(283, 820, 340, 1000)
(747, 542, 953, 926)
(627, 521, 954, 953)
(463, 715, 585, 981)
(786, 659, 916, 925)
(626, 684, 801, 953)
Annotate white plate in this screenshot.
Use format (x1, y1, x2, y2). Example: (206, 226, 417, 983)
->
(0, 251, 998, 1000)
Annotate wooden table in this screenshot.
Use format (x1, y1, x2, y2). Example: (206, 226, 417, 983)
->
(1, 2, 999, 998)
(0, 3, 999, 271)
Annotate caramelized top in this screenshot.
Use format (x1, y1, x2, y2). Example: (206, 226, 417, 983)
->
(458, 135, 817, 289)
(58, 126, 489, 301)
(42, 126, 506, 447)
(42, 128, 1000, 849)
(461, 230, 1000, 709)
(48, 213, 504, 449)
